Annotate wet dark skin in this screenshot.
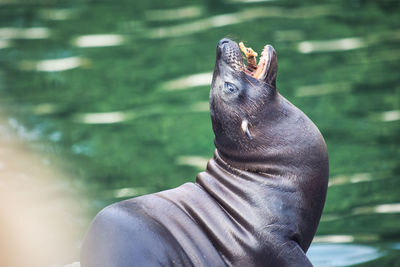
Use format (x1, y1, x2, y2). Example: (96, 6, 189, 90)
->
(81, 38, 329, 267)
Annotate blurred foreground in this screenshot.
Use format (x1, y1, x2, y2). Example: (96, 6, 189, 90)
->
(0, 116, 88, 267)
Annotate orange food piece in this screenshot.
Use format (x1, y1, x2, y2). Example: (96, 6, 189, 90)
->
(239, 42, 270, 80)
(239, 42, 258, 71)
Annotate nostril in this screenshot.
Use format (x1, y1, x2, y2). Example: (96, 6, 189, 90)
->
(218, 38, 231, 47)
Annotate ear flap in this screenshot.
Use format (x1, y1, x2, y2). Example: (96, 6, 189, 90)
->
(261, 45, 278, 88)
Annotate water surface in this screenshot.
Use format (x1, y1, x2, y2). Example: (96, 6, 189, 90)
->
(0, 0, 399, 266)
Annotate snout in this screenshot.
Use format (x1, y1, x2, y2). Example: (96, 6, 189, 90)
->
(216, 38, 233, 58)
(216, 38, 243, 71)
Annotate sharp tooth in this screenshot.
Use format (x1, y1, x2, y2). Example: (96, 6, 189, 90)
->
(262, 46, 269, 58)
(255, 45, 271, 80)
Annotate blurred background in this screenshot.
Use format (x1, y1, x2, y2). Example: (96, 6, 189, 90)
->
(0, 0, 399, 266)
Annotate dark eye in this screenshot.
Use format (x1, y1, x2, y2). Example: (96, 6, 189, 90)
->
(224, 82, 238, 93)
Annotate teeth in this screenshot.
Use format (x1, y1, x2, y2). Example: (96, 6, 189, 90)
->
(262, 46, 269, 59)
(256, 45, 270, 80)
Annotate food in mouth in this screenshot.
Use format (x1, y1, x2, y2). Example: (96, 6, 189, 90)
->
(239, 42, 270, 81)
(239, 42, 258, 71)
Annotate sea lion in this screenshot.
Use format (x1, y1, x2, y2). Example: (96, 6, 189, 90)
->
(80, 38, 329, 267)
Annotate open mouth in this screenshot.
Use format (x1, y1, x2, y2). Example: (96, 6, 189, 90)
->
(239, 42, 273, 81)
(217, 38, 276, 84)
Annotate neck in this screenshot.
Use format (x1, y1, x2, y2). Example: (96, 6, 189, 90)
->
(196, 149, 327, 255)
(197, 150, 283, 231)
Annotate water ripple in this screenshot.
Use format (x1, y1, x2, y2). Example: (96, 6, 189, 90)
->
(145, 6, 203, 21)
(19, 56, 87, 72)
(298, 37, 365, 53)
(73, 34, 125, 48)
(0, 27, 50, 39)
(308, 243, 384, 267)
(147, 5, 335, 38)
(161, 72, 213, 91)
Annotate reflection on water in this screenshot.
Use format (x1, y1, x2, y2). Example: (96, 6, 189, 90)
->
(176, 155, 209, 170)
(274, 29, 304, 41)
(1, 0, 399, 266)
(145, 6, 203, 21)
(321, 202, 400, 223)
(38, 8, 78, 21)
(379, 110, 400, 122)
(75, 111, 134, 124)
(0, 27, 50, 39)
(147, 13, 241, 38)
(298, 30, 400, 53)
(73, 34, 124, 48)
(147, 5, 335, 38)
(0, 39, 10, 49)
(110, 187, 152, 199)
(72, 110, 136, 124)
(308, 243, 384, 267)
(391, 243, 400, 250)
(32, 103, 61, 115)
(190, 101, 210, 112)
(19, 57, 86, 72)
(313, 235, 356, 243)
(298, 37, 365, 53)
(296, 82, 352, 97)
(227, 0, 277, 3)
(161, 72, 213, 91)
(328, 173, 372, 186)
(354, 203, 400, 215)
(314, 234, 381, 243)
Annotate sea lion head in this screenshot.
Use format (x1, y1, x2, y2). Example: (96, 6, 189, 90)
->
(210, 38, 280, 169)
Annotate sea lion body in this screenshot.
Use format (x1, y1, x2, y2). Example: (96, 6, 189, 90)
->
(81, 38, 329, 267)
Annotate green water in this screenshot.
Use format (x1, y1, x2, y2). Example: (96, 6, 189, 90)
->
(1, 0, 399, 266)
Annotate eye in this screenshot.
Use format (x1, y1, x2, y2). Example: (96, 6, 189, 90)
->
(224, 82, 238, 93)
